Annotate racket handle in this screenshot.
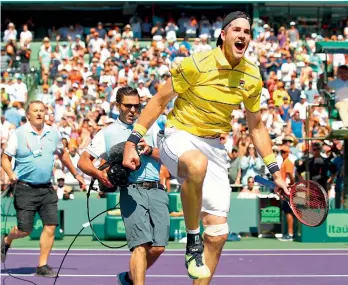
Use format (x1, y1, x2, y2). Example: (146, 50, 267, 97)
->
(254, 175, 276, 190)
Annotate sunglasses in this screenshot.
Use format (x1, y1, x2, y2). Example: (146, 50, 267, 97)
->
(121, 103, 141, 110)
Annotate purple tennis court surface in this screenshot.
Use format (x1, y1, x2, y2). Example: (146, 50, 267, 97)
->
(1, 249, 348, 285)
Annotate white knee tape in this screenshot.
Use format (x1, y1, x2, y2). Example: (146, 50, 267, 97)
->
(204, 223, 229, 237)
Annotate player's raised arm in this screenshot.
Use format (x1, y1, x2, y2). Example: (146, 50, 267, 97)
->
(136, 78, 177, 131)
(123, 79, 177, 170)
(246, 109, 290, 195)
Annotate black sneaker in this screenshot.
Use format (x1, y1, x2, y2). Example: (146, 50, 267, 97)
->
(35, 265, 57, 277)
(1, 234, 10, 263)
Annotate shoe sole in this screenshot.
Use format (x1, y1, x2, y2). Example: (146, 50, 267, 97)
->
(185, 261, 210, 280)
(34, 273, 57, 278)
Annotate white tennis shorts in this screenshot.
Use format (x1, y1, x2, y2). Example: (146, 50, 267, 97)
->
(159, 127, 231, 217)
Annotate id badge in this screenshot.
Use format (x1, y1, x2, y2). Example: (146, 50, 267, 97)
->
(33, 149, 42, 158)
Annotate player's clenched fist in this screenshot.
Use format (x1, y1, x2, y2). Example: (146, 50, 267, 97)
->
(122, 141, 141, 170)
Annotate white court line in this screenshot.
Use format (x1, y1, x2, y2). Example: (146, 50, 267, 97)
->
(10, 248, 348, 251)
(2, 274, 348, 278)
(7, 252, 348, 256)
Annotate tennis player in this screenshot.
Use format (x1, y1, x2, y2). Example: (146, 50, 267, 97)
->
(123, 11, 289, 283)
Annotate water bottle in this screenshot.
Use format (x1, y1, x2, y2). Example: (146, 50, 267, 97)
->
(178, 229, 182, 241)
(174, 229, 179, 242)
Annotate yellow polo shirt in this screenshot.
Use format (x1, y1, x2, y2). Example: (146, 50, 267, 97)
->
(167, 47, 262, 137)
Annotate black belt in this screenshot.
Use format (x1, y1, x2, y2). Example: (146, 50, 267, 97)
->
(18, 181, 52, 189)
(132, 181, 165, 190)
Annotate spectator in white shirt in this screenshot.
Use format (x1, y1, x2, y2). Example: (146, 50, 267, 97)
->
(281, 55, 297, 83)
(11, 76, 27, 103)
(71, 35, 86, 50)
(88, 32, 105, 55)
(3, 23, 17, 42)
(165, 21, 179, 41)
(137, 80, 151, 106)
(19, 24, 32, 48)
(328, 65, 348, 128)
(293, 94, 309, 120)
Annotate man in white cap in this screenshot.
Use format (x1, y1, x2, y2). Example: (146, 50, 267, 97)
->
(293, 93, 308, 120)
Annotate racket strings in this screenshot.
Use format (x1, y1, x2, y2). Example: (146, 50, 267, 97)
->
(290, 182, 327, 226)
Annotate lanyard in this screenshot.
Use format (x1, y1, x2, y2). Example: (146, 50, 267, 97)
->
(25, 133, 44, 154)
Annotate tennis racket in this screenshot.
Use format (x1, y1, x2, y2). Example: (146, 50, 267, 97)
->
(254, 176, 329, 227)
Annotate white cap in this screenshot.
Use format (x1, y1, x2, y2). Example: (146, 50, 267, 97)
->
(72, 82, 79, 88)
(290, 21, 296, 26)
(300, 94, 307, 99)
(311, 33, 317, 39)
(338, 35, 344, 40)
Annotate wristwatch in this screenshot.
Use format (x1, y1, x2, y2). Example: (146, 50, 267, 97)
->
(146, 146, 153, 156)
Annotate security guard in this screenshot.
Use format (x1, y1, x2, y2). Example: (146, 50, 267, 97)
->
(1, 100, 85, 277)
(78, 87, 169, 285)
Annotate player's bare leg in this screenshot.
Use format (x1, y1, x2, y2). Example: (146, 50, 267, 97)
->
(178, 150, 211, 280)
(193, 213, 228, 285)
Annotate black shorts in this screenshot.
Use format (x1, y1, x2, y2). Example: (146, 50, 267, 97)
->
(14, 182, 58, 233)
(282, 200, 293, 214)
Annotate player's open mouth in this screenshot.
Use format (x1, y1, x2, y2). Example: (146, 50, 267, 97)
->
(235, 41, 245, 51)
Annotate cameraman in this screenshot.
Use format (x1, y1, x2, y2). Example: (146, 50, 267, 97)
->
(78, 87, 169, 285)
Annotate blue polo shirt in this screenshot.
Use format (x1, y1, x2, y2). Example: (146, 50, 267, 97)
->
(86, 118, 160, 183)
(4, 123, 63, 184)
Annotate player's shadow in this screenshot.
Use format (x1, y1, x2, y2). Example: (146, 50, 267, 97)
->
(1, 266, 78, 274)
(1, 267, 36, 274)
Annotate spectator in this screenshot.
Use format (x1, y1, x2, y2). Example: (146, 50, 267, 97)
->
(287, 80, 301, 105)
(297, 142, 336, 191)
(4, 102, 23, 128)
(287, 111, 305, 140)
(278, 144, 295, 242)
(241, 177, 260, 194)
(228, 146, 241, 185)
(11, 75, 27, 104)
(19, 24, 32, 48)
(3, 23, 17, 42)
(328, 65, 348, 129)
(240, 144, 263, 185)
(293, 94, 308, 120)
(0, 47, 12, 75)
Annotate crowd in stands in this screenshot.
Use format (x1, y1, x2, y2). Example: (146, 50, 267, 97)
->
(0, 15, 347, 207)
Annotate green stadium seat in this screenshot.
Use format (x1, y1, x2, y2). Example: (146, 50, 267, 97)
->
(168, 192, 183, 213)
(106, 192, 120, 212)
(91, 223, 105, 241)
(29, 210, 64, 240)
(104, 215, 126, 240)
